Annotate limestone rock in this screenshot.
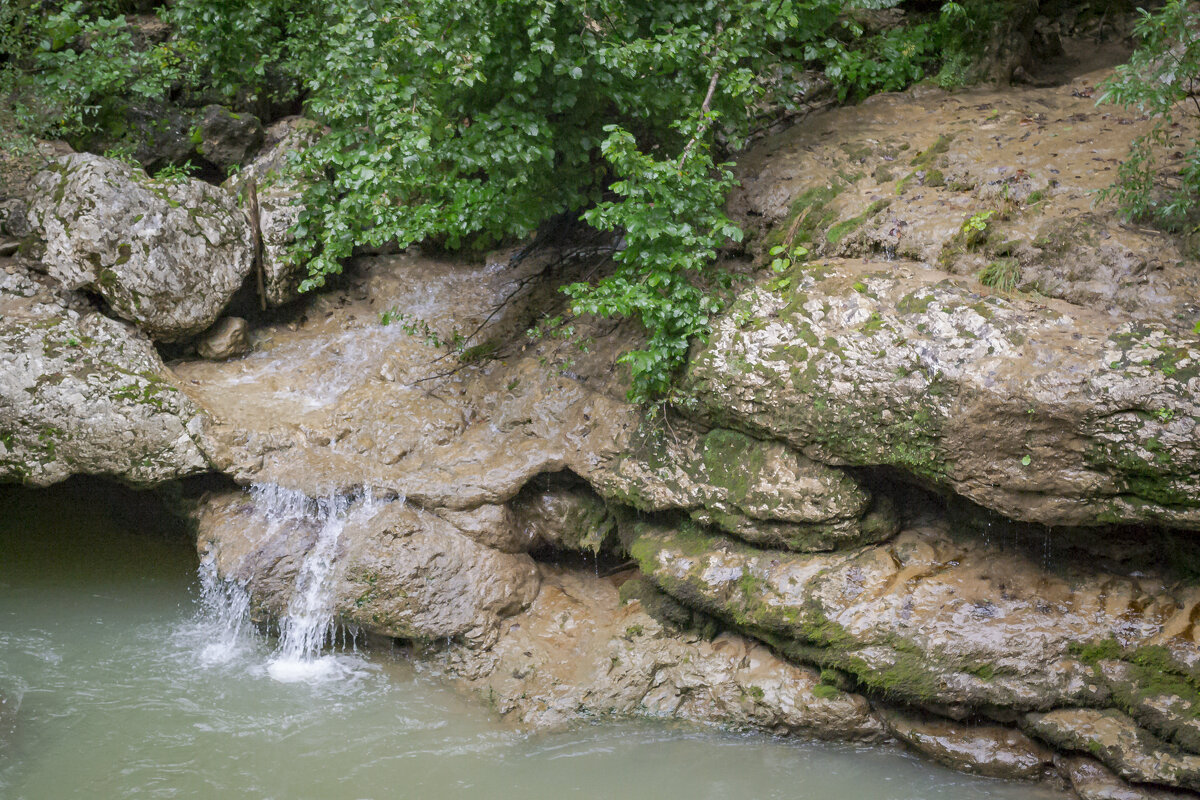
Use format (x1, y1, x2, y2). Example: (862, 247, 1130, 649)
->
(879, 707, 1055, 780)
(686, 258, 1200, 528)
(434, 565, 888, 740)
(196, 105, 264, 170)
(625, 510, 1200, 788)
(27, 153, 253, 342)
(1028, 709, 1200, 791)
(196, 317, 250, 360)
(333, 502, 540, 648)
(226, 117, 325, 306)
(1061, 756, 1192, 800)
(597, 418, 896, 551)
(0, 265, 210, 486)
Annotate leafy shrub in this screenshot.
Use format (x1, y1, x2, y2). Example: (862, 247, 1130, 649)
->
(264, 0, 957, 400)
(0, 2, 180, 142)
(1097, 0, 1200, 232)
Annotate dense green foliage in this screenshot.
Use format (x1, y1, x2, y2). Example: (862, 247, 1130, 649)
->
(2, 0, 972, 400)
(0, 2, 181, 143)
(1098, 0, 1200, 232)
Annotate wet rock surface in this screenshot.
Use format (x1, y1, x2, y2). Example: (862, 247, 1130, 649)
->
(626, 507, 1200, 788)
(1029, 709, 1200, 791)
(879, 707, 1056, 780)
(26, 153, 253, 342)
(0, 263, 210, 486)
(173, 248, 640, 503)
(429, 565, 889, 740)
(1061, 756, 1194, 800)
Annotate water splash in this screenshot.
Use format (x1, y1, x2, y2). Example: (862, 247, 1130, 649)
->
(195, 554, 252, 666)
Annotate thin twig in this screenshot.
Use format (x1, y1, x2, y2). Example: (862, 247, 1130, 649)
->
(247, 180, 266, 311)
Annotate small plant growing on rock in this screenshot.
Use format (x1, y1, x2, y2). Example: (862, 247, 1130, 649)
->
(151, 161, 198, 185)
(961, 209, 995, 247)
(979, 258, 1020, 292)
(768, 244, 809, 273)
(1097, 0, 1200, 232)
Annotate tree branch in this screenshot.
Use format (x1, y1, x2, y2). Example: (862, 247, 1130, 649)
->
(678, 69, 721, 169)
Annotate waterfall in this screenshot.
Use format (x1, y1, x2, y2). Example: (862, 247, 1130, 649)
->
(246, 484, 383, 682)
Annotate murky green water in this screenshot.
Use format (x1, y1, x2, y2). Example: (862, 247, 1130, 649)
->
(0, 483, 1065, 799)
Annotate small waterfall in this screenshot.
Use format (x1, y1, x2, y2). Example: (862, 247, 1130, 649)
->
(194, 553, 252, 665)
(248, 484, 383, 682)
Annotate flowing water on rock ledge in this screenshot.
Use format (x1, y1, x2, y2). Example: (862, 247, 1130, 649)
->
(0, 482, 1066, 799)
(243, 483, 387, 683)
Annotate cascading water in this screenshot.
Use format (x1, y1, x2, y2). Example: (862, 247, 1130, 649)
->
(194, 553, 252, 665)
(239, 483, 385, 682)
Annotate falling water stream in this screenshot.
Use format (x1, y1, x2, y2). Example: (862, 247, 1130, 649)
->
(0, 482, 1068, 799)
(241, 484, 386, 683)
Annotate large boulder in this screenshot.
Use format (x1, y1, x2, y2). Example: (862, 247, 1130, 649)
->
(0, 264, 210, 486)
(686, 258, 1200, 529)
(197, 487, 541, 650)
(26, 153, 253, 342)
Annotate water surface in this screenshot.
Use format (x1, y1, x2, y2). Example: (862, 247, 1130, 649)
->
(0, 482, 1065, 799)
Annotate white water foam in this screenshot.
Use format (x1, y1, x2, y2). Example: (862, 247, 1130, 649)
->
(188, 484, 387, 684)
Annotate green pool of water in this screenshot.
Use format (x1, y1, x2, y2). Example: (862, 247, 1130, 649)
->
(0, 482, 1065, 799)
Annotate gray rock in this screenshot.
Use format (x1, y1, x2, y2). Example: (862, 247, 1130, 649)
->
(0, 199, 30, 238)
(0, 265, 210, 486)
(196, 105, 264, 170)
(879, 707, 1055, 780)
(88, 100, 199, 173)
(226, 117, 325, 306)
(196, 317, 250, 360)
(686, 258, 1200, 528)
(27, 153, 253, 342)
(596, 418, 896, 551)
